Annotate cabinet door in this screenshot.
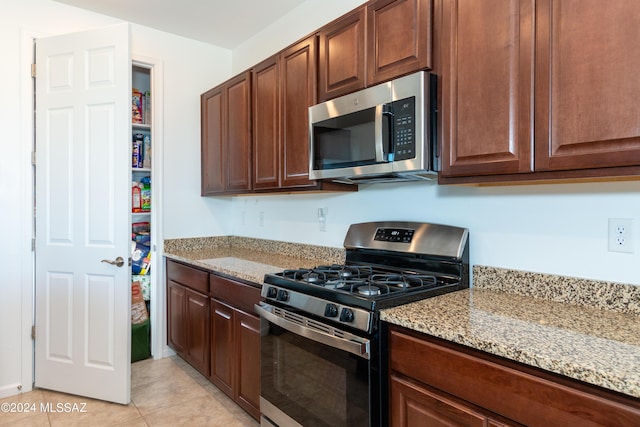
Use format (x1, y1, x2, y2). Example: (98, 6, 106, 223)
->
(440, 0, 535, 177)
(235, 310, 261, 420)
(318, 7, 366, 101)
(201, 85, 226, 194)
(390, 374, 487, 427)
(226, 71, 252, 191)
(253, 57, 281, 190)
(535, 0, 640, 171)
(367, 0, 432, 86)
(280, 36, 318, 189)
(167, 281, 186, 356)
(185, 288, 210, 376)
(210, 298, 235, 398)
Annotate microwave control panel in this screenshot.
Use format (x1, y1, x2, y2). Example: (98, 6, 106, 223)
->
(393, 96, 416, 160)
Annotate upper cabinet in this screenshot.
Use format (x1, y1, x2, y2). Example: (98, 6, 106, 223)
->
(439, 0, 640, 183)
(318, 7, 366, 101)
(534, 0, 640, 172)
(201, 85, 225, 194)
(203, 0, 435, 195)
(253, 36, 320, 191)
(317, 0, 433, 101)
(280, 36, 319, 188)
(367, 0, 433, 86)
(201, 72, 252, 195)
(252, 57, 280, 190)
(439, 0, 535, 177)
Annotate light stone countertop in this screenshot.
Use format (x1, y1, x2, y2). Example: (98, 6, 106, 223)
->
(163, 239, 640, 399)
(381, 267, 640, 399)
(163, 236, 345, 284)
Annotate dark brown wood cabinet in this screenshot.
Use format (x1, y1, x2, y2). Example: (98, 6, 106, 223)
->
(439, 0, 534, 178)
(210, 274, 261, 420)
(389, 325, 640, 426)
(185, 288, 210, 376)
(166, 260, 261, 421)
(200, 85, 225, 193)
(318, 7, 366, 101)
(317, 0, 432, 101)
(252, 36, 327, 191)
(201, 71, 252, 195)
(236, 310, 261, 418)
(390, 374, 518, 427)
(252, 57, 280, 190)
(367, 0, 433, 86)
(279, 36, 319, 189)
(166, 260, 210, 377)
(439, 0, 640, 183)
(167, 280, 186, 355)
(204, 0, 436, 194)
(534, 0, 640, 172)
(210, 298, 234, 397)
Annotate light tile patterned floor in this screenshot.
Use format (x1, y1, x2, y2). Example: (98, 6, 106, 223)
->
(0, 356, 259, 427)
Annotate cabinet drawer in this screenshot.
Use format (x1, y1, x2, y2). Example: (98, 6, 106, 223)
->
(166, 260, 209, 294)
(389, 327, 640, 427)
(210, 274, 261, 314)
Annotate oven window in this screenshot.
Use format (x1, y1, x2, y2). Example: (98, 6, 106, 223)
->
(261, 322, 370, 427)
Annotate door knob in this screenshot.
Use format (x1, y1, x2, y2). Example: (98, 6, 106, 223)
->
(101, 256, 125, 268)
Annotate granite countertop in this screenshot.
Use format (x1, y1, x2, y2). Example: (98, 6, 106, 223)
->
(163, 239, 640, 399)
(381, 266, 640, 399)
(163, 236, 344, 284)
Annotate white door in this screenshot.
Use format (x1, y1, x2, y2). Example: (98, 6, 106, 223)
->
(34, 23, 132, 404)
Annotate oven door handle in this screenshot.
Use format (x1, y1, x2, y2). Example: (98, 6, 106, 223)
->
(255, 303, 370, 360)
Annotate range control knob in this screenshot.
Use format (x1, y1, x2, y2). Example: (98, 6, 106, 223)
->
(266, 287, 278, 299)
(324, 304, 338, 318)
(276, 289, 289, 302)
(339, 308, 354, 323)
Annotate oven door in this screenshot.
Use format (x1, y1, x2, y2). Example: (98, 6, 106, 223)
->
(256, 302, 371, 427)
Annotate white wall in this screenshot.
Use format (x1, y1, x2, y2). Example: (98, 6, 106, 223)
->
(129, 25, 234, 239)
(230, 0, 640, 287)
(229, 181, 640, 285)
(233, 0, 367, 73)
(0, 0, 231, 398)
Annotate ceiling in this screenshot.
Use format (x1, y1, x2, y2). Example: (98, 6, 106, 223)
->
(53, 0, 306, 49)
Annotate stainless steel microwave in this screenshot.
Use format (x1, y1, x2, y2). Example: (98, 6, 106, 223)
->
(309, 71, 438, 184)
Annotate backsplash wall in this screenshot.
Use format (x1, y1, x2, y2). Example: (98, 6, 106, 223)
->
(229, 180, 640, 286)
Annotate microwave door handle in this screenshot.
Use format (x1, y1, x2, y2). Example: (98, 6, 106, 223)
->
(374, 105, 385, 162)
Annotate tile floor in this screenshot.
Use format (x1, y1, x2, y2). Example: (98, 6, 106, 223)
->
(0, 356, 259, 427)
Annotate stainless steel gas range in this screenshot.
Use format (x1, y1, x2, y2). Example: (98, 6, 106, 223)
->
(256, 221, 469, 427)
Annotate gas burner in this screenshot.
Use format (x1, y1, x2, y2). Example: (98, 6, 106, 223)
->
(357, 285, 381, 296)
(302, 271, 326, 285)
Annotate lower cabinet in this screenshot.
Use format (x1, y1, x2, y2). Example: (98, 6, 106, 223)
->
(210, 299, 234, 397)
(166, 259, 261, 421)
(210, 275, 261, 420)
(166, 260, 210, 377)
(390, 374, 520, 427)
(185, 288, 210, 376)
(389, 325, 640, 427)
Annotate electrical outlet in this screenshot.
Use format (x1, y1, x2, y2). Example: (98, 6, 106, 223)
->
(608, 218, 634, 253)
(259, 211, 264, 227)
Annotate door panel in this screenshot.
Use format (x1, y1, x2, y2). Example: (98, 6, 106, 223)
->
(280, 36, 317, 188)
(440, 0, 534, 177)
(535, 0, 640, 170)
(35, 23, 131, 404)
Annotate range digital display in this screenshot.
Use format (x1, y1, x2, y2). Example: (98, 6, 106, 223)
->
(374, 228, 415, 243)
